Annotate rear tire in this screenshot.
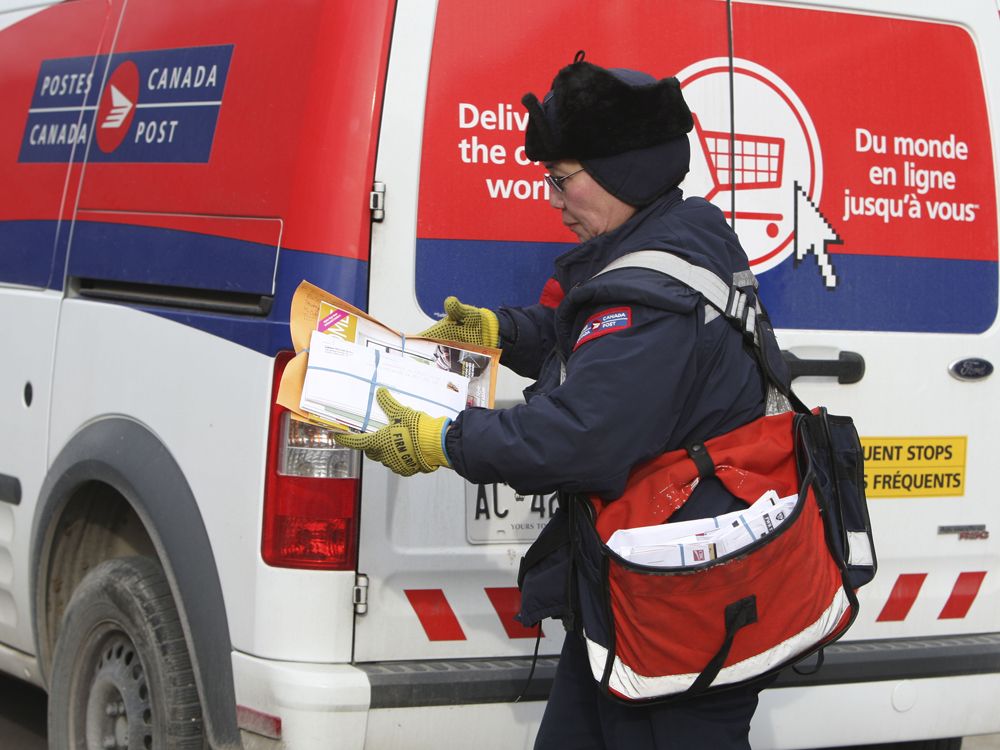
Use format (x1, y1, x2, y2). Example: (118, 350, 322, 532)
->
(47, 556, 203, 749)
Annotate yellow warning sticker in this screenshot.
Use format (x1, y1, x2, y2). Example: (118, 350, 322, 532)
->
(860, 436, 966, 498)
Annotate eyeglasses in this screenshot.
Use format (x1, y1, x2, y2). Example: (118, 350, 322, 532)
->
(544, 167, 585, 193)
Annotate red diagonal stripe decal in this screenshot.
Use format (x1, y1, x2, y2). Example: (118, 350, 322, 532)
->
(485, 587, 543, 639)
(939, 571, 987, 619)
(877, 573, 927, 622)
(405, 589, 466, 641)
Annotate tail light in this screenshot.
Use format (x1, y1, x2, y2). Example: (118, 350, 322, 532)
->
(262, 351, 361, 570)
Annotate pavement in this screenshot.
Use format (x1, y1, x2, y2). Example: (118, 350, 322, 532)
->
(0, 671, 998, 749)
(967, 739, 1000, 750)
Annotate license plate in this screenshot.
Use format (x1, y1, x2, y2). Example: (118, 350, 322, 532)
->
(466, 482, 558, 544)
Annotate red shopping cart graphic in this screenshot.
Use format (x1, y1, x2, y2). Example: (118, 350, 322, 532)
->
(695, 113, 785, 235)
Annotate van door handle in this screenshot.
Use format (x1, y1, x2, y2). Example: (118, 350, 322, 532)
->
(782, 350, 865, 384)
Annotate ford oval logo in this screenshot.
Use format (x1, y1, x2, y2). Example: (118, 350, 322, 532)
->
(949, 358, 993, 381)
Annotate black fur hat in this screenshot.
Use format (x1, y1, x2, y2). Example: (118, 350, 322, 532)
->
(522, 52, 693, 162)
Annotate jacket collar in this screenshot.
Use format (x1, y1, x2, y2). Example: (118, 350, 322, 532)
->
(552, 188, 683, 291)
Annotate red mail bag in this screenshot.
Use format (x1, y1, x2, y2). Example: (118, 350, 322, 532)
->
(570, 408, 874, 703)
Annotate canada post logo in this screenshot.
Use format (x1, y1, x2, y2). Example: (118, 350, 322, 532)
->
(574, 307, 632, 349)
(19, 44, 232, 163)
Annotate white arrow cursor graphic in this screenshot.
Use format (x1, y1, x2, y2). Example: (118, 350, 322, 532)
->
(793, 181, 842, 288)
(101, 85, 133, 129)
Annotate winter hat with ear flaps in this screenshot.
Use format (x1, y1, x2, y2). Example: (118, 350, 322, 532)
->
(522, 51, 695, 208)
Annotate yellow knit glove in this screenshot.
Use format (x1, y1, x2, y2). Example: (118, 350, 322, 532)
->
(419, 296, 500, 349)
(333, 388, 451, 476)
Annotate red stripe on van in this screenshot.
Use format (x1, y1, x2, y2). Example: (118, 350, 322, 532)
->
(938, 571, 987, 620)
(876, 573, 927, 622)
(484, 587, 543, 639)
(404, 589, 467, 641)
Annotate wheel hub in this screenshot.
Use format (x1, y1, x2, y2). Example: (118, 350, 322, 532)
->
(84, 634, 153, 750)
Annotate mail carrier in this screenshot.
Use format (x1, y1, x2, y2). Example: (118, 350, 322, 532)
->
(0, 0, 997, 748)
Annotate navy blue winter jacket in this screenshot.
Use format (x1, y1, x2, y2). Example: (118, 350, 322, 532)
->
(445, 189, 766, 505)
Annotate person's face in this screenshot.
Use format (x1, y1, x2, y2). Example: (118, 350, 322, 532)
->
(546, 160, 636, 242)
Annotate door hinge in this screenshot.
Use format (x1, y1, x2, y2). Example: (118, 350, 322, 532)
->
(353, 573, 369, 615)
(370, 182, 386, 222)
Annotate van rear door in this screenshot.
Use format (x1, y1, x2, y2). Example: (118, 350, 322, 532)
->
(362, 0, 1000, 685)
(358, 0, 733, 666)
(722, 0, 1000, 644)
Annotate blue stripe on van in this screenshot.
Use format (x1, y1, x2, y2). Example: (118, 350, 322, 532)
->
(0, 219, 368, 356)
(415, 237, 570, 313)
(759, 254, 998, 334)
(69, 221, 278, 295)
(0, 220, 60, 288)
(147, 245, 368, 355)
(415, 237, 998, 334)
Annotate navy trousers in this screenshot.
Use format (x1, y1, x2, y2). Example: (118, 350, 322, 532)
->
(534, 633, 766, 750)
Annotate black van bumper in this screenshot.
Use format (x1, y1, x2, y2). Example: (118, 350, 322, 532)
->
(357, 632, 1000, 708)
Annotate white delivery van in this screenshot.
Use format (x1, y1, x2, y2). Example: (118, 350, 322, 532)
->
(0, 0, 997, 748)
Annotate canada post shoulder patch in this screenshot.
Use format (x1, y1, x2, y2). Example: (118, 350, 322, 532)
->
(574, 307, 632, 350)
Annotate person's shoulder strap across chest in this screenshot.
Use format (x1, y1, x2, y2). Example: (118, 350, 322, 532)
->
(591, 249, 760, 345)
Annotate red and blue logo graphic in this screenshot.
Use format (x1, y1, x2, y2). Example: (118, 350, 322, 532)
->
(95, 60, 139, 153)
(19, 44, 232, 163)
(414, 1, 997, 335)
(574, 307, 632, 350)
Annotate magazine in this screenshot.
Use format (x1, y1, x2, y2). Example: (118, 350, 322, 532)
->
(276, 281, 500, 432)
